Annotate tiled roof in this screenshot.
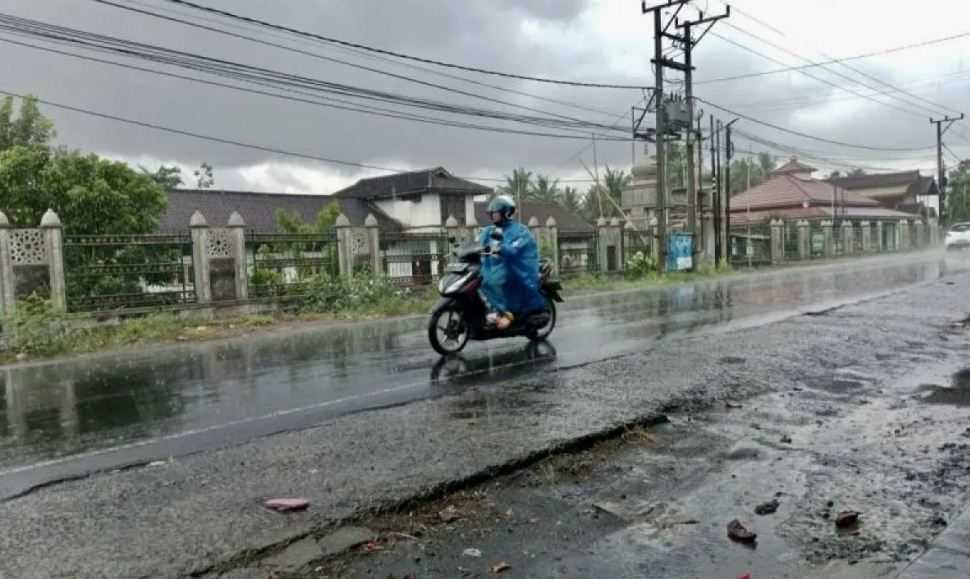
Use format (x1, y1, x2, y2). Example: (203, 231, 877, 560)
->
(829, 170, 938, 198)
(334, 167, 492, 200)
(771, 157, 817, 175)
(473, 200, 594, 235)
(159, 189, 402, 233)
(730, 174, 880, 212)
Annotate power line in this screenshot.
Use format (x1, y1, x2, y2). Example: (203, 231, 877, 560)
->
(695, 96, 934, 152)
(0, 90, 599, 184)
(707, 30, 933, 120)
(718, 21, 955, 119)
(92, 0, 625, 127)
(0, 13, 634, 141)
(138, 0, 652, 91)
(0, 34, 633, 143)
(717, 14, 962, 118)
(697, 29, 970, 87)
(117, 0, 622, 121)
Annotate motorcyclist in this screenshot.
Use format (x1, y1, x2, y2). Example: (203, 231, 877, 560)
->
(479, 195, 546, 330)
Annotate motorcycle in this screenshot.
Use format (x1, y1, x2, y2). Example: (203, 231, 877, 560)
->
(428, 237, 563, 356)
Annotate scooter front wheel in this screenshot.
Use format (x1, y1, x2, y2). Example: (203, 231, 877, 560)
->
(429, 306, 470, 355)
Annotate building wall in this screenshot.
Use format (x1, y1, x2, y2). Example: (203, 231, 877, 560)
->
(852, 184, 910, 201)
(375, 193, 441, 228)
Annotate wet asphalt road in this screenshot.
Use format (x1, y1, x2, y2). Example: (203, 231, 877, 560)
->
(0, 252, 959, 498)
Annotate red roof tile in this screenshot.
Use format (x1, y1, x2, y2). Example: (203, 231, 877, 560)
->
(730, 174, 880, 213)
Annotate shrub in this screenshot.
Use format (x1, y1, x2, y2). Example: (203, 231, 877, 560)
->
(624, 250, 657, 279)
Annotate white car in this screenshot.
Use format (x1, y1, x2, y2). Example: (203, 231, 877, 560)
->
(945, 222, 970, 251)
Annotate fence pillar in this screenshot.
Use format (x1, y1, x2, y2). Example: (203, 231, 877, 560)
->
(898, 219, 910, 251)
(702, 210, 715, 261)
(842, 221, 855, 256)
(821, 220, 834, 258)
(40, 210, 66, 311)
(770, 219, 785, 264)
(335, 213, 352, 279)
(545, 216, 560, 276)
(797, 220, 810, 260)
(227, 211, 248, 301)
(0, 212, 13, 315)
(190, 210, 212, 304)
(528, 216, 542, 250)
(365, 213, 381, 276)
(596, 217, 609, 273)
(914, 220, 925, 249)
(860, 221, 871, 253)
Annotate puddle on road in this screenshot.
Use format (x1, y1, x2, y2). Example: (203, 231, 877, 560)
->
(916, 368, 970, 406)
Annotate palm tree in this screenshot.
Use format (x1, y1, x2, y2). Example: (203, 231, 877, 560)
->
(529, 174, 561, 203)
(600, 165, 631, 218)
(561, 186, 582, 213)
(497, 168, 533, 205)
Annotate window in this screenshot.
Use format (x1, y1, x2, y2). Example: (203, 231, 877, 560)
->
(441, 195, 466, 225)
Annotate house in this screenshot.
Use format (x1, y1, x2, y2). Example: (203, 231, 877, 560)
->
(158, 167, 492, 233)
(729, 158, 916, 226)
(332, 167, 491, 232)
(828, 170, 939, 215)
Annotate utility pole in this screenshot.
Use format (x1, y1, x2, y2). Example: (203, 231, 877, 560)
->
(714, 118, 722, 264)
(724, 119, 738, 264)
(676, 6, 729, 254)
(696, 110, 705, 252)
(931, 114, 964, 223)
(592, 133, 604, 219)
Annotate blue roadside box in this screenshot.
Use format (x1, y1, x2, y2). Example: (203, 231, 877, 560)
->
(666, 233, 694, 272)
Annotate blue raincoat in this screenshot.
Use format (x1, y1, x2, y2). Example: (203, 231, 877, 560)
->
(479, 219, 546, 316)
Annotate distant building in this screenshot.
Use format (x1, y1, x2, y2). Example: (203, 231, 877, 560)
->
(729, 158, 917, 226)
(828, 170, 938, 216)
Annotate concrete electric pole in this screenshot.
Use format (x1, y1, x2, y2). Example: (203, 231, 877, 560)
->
(931, 114, 964, 223)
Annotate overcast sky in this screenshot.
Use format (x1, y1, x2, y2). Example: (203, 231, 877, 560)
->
(1, 0, 969, 194)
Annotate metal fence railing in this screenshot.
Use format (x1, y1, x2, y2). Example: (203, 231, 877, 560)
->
(246, 231, 338, 298)
(381, 232, 450, 287)
(64, 233, 195, 313)
(559, 234, 597, 277)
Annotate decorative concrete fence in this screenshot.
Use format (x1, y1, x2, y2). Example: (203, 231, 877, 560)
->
(0, 208, 944, 318)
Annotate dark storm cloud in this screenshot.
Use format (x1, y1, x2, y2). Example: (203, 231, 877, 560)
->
(0, 0, 966, 191)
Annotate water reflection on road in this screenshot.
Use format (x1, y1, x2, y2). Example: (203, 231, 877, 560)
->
(0, 254, 962, 481)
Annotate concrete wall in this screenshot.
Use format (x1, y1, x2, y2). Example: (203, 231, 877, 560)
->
(374, 193, 441, 228)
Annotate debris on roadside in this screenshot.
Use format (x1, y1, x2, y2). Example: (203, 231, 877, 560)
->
(439, 505, 462, 523)
(725, 401, 743, 409)
(463, 548, 482, 558)
(835, 511, 861, 528)
(780, 435, 793, 444)
(263, 498, 309, 513)
(727, 519, 757, 543)
(491, 561, 511, 574)
(754, 499, 780, 516)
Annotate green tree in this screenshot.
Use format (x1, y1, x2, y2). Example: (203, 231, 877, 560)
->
(0, 96, 55, 152)
(497, 168, 533, 204)
(828, 170, 843, 179)
(729, 158, 771, 194)
(947, 160, 970, 222)
(275, 202, 341, 234)
(528, 174, 561, 203)
(140, 164, 184, 189)
(561, 186, 582, 213)
(0, 147, 166, 234)
(758, 152, 775, 175)
(194, 161, 214, 189)
(848, 168, 866, 177)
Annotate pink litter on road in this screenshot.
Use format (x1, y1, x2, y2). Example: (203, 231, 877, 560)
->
(264, 498, 309, 512)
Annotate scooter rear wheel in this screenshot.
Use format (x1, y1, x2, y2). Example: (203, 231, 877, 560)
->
(429, 306, 470, 355)
(528, 296, 557, 342)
